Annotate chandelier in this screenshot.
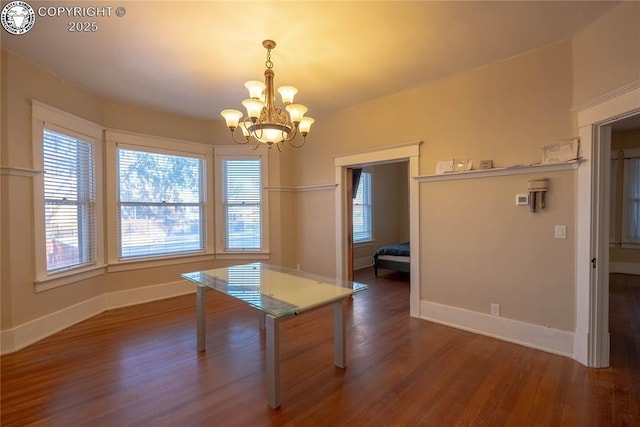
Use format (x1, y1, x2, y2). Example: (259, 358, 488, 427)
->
(221, 40, 314, 151)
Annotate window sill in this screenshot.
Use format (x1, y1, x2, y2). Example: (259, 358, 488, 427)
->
(215, 251, 270, 260)
(35, 264, 107, 292)
(620, 243, 640, 250)
(108, 252, 215, 272)
(354, 239, 376, 247)
(34, 251, 271, 291)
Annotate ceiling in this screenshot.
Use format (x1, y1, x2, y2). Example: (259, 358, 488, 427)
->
(1, 1, 620, 121)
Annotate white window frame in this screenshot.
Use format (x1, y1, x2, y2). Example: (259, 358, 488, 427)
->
(353, 169, 373, 243)
(621, 147, 640, 248)
(32, 101, 105, 291)
(610, 150, 619, 245)
(105, 130, 215, 271)
(214, 145, 270, 259)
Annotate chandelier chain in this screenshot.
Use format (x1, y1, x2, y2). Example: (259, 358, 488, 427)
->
(265, 48, 273, 70)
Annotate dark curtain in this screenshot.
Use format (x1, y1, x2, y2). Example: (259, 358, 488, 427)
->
(352, 168, 362, 199)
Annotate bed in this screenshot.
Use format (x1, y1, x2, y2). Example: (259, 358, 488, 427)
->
(373, 241, 410, 276)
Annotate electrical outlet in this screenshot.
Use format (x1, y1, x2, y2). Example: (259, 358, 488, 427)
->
(490, 303, 500, 316)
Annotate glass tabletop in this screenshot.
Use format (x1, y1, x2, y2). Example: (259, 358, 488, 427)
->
(182, 262, 367, 317)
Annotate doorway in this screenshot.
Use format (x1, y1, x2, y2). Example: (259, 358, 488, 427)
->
(349, 161, 410, 280)
(334, 141, 421, 317)
(607, 114, 640, 368)
(575, 82, 640, 367)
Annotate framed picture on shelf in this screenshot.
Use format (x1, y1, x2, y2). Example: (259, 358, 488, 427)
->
(452, 159, 472, 172)
(542, 140, 580, 164)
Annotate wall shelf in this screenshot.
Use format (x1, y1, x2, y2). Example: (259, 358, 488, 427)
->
(414, 160, 581, 183)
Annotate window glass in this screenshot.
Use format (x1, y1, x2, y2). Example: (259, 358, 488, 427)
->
(610, 154, 618, 243)
(353, 171, 372, 242)
(622, 157, 640, 243)
(117, 148, 205, 259)
(222, 159, 262, 250)
(43, 129, 96, 273)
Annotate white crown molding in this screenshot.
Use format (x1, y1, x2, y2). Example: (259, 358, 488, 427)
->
(572, 80, 640, 113)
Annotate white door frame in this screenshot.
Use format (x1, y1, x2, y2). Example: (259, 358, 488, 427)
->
(334, 141, 422, 318)
(574, 80, 640, 367)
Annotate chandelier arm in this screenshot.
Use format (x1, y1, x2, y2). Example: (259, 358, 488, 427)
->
(252, 126, 264, 142)
(248, 139, 261, 150)
(276, 142, 283, 152)
(288, 135, 307, 148)
(282, 124, 298, 142)
(230, 130, 251, 144)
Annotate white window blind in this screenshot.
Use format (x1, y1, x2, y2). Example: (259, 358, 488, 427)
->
(622, 156, 640, 244)
(226, 263, 262, 304)
(117, 147, 205, 259)
(222, 159, 262, 250)
(43, 129, 96, 273)
(353, 171, 372, 242)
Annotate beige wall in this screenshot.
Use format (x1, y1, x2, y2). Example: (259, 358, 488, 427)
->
(294, 40, 576, 330)
(295, 41, 573, 189)
(296, 190, 335, 273)
(373, 162, 409, 245)
(292, 0, 638, 331)
(421, 170, 575, 330)
(572, 1, 640, 107)
(2, 51, 105, 329)
(0, 50, 294, 330)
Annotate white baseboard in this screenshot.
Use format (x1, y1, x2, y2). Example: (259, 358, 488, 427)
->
(609, 262, 640, 275)
(1, 295, 106, 355)
(420, 300, 574, 359)
(105, 280, 194, 309)
(353, 256, 374, 271)
(1, 280, 195, 355)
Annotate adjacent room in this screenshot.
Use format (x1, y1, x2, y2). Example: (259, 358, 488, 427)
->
(1, 1, 639, 424)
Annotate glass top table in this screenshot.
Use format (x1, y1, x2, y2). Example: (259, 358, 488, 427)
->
(182, 262, 367, 408)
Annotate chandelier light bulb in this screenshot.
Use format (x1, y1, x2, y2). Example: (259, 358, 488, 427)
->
(245, 80, 266, 99)
(277, 86, 298, 105)
(221, 109, 243, 129)
(242, 98, 265, 120)
(285, 103, 308, 124)
(299, 117, 315, 135)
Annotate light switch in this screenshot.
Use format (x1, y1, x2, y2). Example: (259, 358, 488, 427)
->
(555, 225, 567, 239)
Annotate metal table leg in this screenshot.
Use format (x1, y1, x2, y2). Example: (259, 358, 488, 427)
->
(334, 300, 347, 368)
(197, 285, 206, 351)
(265, 314, 281, 408)
(259, 312, 266, 330)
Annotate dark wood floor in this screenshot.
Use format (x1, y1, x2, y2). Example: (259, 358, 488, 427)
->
(1, 269, 638, 426)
